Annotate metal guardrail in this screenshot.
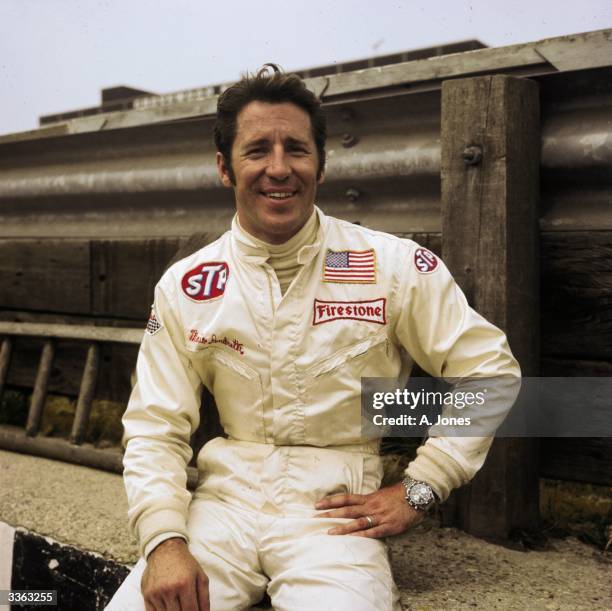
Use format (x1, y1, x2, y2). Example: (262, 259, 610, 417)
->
(0, 30, 611, 239)
(0, 322, 198, 487)
(6, 30, 609, 139)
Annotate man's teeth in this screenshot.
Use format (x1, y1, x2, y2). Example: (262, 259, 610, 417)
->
(266, 192, 294, 199)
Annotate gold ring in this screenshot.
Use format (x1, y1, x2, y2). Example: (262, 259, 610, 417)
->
(365, 515, 375, 528)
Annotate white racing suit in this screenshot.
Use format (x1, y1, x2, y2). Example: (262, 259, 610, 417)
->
(108, 207, 519, 610)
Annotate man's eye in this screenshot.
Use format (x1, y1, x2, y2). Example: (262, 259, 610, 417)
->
(246, 148, 265, 156)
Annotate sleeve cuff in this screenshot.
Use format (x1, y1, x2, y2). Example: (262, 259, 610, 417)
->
(137, 508, 189, 558)
(144, 532, 188, 560)
(404, 442, 469, 502)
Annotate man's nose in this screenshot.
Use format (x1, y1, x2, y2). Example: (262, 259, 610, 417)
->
(266, 148, 291, 180)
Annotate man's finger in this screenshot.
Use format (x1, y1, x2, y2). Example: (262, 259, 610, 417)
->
(164, 595, 180, 611)
(178, 585, 198, 611)
(315, 493, 366, 509)
(147, 594, 166, 611)
(197, 573, 210, 611)
(314, 505, 364, 520)
(328, 515, 376, 535)
(349, 524, 389, 538)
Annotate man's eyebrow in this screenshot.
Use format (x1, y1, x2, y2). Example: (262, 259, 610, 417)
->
(285, 136, 310, 147)
(240, 136, 311, 149)
(241, 137, 269, 149)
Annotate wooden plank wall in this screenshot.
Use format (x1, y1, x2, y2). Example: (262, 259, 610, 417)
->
(0, 238, 181, 402)
(2, 229, 611, 464)
(1, 229, 611, 484)
(540, 231, 612, 488)
(2, 228, 610, 485)
(0, 238, 182, 318)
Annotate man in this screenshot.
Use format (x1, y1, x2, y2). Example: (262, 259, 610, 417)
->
(107, 65, 519, 611)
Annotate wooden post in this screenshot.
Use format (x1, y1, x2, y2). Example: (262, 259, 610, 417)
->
(440, 75, 540, 539)
(26, 340, 55, 436)
(0, 338, 12, 399)
(70, 343, 100, 445)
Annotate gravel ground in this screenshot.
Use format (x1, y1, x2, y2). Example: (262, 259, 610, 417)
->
(0, 449, 137, 563)
(2, 450, 610, 610)
(389, 520, 611, 610)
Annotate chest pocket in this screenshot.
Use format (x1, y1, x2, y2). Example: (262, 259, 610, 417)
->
(191, 348, 265, 442)
(306, 332, 389, 379)
(302, 331, 394, 445)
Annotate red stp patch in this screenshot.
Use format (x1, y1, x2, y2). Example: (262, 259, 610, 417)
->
(414, 248, 438, 274)
(313, 298, 386, 325)
(181, 262, 229, 301)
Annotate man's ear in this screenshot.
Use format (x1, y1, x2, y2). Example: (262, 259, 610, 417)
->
(317, 167, 325, 185)
(216, 152, 234, 188)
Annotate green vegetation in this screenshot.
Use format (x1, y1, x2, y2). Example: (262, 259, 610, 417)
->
(540, 479, 612, 549)
(0, 389, 123, 446)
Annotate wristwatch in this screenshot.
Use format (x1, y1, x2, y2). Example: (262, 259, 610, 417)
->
(402, 476, 437, 512)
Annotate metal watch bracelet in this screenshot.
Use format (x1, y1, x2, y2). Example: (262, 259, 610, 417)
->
(402, 476, 437, 512)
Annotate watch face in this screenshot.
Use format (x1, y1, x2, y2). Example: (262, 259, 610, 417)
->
(409, 482, 433, 505)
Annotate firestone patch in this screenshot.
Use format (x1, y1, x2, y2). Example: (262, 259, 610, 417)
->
(313, 298, 386, 326)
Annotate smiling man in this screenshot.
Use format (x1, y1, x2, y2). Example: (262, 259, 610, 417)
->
(220, 100, 322, 244)
(107, 65, 519, 611)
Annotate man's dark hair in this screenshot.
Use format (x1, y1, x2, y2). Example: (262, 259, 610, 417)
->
(214, 63, 327, 182)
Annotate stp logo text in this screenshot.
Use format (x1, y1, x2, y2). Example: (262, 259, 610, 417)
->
(181, 262, 229, 301)
(414, 248, 438, 274)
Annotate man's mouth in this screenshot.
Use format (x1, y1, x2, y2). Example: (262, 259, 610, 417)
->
(262, 191, 297, 201)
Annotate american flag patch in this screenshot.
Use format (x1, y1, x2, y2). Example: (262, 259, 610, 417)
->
(323, 249, 376, 283)
(146, 310, 162, 335)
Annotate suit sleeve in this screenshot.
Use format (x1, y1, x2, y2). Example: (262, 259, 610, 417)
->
(122, 278, 202, 557)
(392, 243, 521, 501)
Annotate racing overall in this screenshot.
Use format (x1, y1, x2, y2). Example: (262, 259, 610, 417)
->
(108, 207, 519, 610)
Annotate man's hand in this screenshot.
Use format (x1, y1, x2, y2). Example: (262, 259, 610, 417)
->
(314, 481, 425, 538)
(141, 537, 210, 611)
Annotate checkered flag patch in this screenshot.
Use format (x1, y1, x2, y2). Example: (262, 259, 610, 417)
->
(146, 310, 162, 335)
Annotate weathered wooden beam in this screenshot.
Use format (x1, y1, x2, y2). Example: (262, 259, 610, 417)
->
(25, 340, 55, 436)
(0, 240, 91, 314)
(0, 238, 181, 320)
(440, 74, 540, 540)
(0, 424, 124, 474)
(0, 425, 199, 489)
(70, 343, 101, 445)
(0, 338, 12, 398)
(0, 322, 143, 345)
(90, 238, 181, 318)
(539, 357, 612, 487)
(541, 231, 612, 360)
(541, 356, 612, 377)
(540, 438, 612, 487)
